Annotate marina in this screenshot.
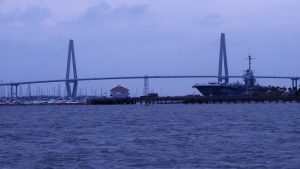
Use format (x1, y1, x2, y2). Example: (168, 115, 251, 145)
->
(2, 94, 300, 106)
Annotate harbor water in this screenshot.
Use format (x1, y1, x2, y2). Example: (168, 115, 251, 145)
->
(0, 104, 300, 168)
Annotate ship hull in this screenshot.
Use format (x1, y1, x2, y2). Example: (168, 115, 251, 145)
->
(193, 85, 247, 97)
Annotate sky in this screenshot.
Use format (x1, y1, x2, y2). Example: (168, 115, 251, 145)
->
(0, 0, 300, 96)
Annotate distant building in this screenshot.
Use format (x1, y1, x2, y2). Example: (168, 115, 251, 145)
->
(110, 85, 130, 98)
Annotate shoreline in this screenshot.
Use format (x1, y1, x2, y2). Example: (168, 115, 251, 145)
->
(1, 95, 300, 106)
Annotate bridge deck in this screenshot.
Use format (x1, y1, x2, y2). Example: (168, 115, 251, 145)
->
(0, 75, 299, 86)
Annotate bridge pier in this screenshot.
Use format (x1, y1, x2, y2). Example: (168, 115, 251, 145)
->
(10, 84, 18, 98)
(143, 75, 149, 96)
(291, 78, 299, 91)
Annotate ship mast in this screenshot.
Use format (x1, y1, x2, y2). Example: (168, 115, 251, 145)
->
(248, 55, 252, 71)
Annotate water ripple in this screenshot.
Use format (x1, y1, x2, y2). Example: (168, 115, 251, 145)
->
(0, 104, 300, 168)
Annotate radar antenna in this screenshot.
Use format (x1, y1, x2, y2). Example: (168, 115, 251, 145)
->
(246, 55, 255, 71)
(248, 55, 252, 70)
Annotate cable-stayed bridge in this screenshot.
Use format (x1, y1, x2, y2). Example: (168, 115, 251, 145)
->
(1, 36, 299, 98)
(1, 75, 299, 98)
(1, 75, 299, 87)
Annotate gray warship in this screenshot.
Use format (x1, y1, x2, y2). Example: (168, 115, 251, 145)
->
(193, 33, 273, 97)
(193, 55, 270, 96)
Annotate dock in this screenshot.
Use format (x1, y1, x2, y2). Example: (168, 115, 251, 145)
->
(88, 95, 300, 105)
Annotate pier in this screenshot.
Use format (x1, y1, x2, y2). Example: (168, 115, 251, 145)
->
(88, 95, 300, 105)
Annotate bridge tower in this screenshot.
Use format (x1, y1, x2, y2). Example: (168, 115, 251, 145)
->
(218, 33, 229, 83)
(65, 40, 78, 99)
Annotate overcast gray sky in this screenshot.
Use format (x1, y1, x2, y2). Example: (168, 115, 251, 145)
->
(0, 0, 300, 96)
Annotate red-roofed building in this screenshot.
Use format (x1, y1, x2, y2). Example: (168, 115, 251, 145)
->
(110, 85, 130, 98)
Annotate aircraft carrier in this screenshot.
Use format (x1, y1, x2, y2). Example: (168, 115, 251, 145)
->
(193, 33, 277, 97)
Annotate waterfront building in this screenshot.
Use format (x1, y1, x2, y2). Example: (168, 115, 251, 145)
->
(110, 85, 130, 98)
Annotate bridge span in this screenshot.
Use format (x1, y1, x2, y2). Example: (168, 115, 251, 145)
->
(1, 36, 300, 98)
(1, 75, 299, 98)
(1, 75, 299, 87)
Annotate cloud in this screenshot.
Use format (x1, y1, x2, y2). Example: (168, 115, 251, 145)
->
(0, 6, 50, 27)
(66, 2, 150, 26)
(196, 14, 222, 28)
